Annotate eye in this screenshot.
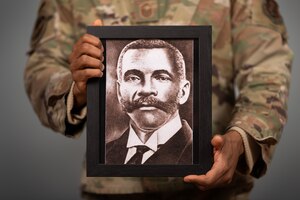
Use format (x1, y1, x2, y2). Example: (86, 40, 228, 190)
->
(124, 75, 141, 83)
(154, 74, 172, 82)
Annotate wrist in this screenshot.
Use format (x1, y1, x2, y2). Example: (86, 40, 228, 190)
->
(73, 84, 86, 109)
(226, 130, 245, 156)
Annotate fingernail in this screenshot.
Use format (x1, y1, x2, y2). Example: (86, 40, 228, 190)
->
(184, 178, 190, 182)
(92, 19, 103, 26)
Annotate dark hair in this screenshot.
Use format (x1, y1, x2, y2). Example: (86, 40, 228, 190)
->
(117, 39, 186, 81)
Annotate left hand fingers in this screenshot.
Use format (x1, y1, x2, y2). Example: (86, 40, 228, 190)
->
(184, 132, 243, 190)
(184, 160, 229, 190)
(184, 166, 235, 191)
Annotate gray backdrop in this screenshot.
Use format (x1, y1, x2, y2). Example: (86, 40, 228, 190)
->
(0, 0, 298, 199)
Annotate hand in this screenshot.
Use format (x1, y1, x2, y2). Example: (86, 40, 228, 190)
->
(69, 19, 104, 109)
(184, 131, 244, 191)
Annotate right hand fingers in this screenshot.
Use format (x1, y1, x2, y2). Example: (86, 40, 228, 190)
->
(70, 55, 104, 71)
(70, 57, 104, 85)
(72, 68, 104, 82)
(78, 33, 102, 49)
(69, 34, 103, 62)
(71, 42, 103, 61)
(70, 21, 104, 108)
(70, 33, 104, 76)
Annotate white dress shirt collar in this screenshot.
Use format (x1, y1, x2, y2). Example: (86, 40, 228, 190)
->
(126, 114, 183, 152)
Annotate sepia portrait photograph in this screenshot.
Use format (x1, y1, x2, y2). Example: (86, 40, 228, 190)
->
(104, 39, 194, 165)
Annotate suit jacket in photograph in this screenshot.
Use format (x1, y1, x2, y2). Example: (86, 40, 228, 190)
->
(105, 120, 192, 165)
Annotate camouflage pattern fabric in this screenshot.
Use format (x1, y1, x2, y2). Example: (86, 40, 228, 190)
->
(24, 0, 293, 198)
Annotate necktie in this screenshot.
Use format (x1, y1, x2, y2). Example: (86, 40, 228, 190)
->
(126, 146, 150, 164)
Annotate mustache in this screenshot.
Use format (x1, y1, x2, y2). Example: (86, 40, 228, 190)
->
(120, 96, 178, 114)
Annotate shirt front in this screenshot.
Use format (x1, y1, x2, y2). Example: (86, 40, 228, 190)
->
(124, 114, 182, 164)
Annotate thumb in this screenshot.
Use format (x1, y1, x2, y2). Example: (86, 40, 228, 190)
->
(92, 19, 103, 26)
(211, 134, 225, 151)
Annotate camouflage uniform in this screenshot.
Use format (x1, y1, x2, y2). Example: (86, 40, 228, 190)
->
(24, 0, 293, 199)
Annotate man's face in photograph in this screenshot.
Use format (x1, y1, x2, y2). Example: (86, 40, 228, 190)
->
(117, 48, 182, 132)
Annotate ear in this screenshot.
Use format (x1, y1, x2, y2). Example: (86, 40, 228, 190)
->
(116, 80, 122, 103)
(178, 80, 190, 105)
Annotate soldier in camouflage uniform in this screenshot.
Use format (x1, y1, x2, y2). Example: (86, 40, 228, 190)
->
(24, 0, 293, 199)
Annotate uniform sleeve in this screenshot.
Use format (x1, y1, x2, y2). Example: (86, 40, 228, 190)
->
(24, 0, 84, 137)
(66, 82, 87, 125)
(228, 0, 293, 178)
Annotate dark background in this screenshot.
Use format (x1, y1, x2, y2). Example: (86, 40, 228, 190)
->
(0, 0, 299, 199)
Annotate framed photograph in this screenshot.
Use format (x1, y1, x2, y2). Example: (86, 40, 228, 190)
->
(87, 26, 212, 177)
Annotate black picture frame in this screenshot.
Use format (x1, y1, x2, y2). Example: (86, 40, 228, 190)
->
(87, 26, 212, 177)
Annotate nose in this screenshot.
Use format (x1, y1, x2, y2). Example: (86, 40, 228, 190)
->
(137, 77, 158, 97)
